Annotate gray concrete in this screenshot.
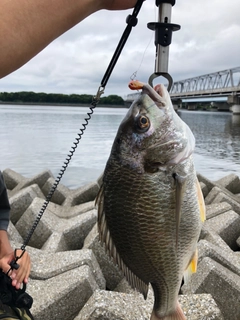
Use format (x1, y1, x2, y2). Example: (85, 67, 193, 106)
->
(204, 210, 240, 250)
(232, 104, 240, 115)
(4, 168, 240, 319)
(27, 266, 99, 320)
(183, 257, 240, 320)
(83, 224, 124, 290)
(75, 289, 223, 320)
(205, 202, 232, 220)
(237, 236, 240, 248)
(216, 173, 240, 194)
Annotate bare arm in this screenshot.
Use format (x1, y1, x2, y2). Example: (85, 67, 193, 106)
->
(0, 0, 137, 78)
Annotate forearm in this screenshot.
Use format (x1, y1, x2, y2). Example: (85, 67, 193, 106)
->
(0, 0, 100, 78)
(0, 230, 12, 260)
(0, 0, 137, 78)
(0, 171, 10, 231)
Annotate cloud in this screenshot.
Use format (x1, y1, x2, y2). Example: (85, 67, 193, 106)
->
(1, 0, 240, 97)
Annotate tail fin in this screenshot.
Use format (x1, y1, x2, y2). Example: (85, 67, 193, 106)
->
(150, 301, 186, 320)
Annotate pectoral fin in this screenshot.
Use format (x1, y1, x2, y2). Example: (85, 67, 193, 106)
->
(196, 179, 206, 222)
(173, 173, 187, 247)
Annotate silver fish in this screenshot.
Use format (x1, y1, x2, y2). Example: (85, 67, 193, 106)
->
(97, 80, 206, 320)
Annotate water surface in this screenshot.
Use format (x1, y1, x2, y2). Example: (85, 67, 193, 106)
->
(0, 105, 239, 188)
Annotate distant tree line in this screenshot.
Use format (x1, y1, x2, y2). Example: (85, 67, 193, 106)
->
(0, 91, 125, 105)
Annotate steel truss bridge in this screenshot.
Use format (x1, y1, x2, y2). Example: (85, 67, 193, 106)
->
(125, 67, 240, 103)
(170, 67, 240, 99)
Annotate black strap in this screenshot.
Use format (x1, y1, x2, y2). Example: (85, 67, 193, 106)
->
(101, 0, 145, 87)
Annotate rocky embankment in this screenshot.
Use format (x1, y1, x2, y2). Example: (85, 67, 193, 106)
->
(3, 168, 240, 320)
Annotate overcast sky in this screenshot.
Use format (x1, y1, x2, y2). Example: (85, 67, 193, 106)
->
(1, 0, 240, 98)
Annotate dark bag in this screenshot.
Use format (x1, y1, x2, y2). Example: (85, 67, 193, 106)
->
(0, 270, 34, 320)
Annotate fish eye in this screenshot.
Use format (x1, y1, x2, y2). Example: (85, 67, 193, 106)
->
(135, 115, 150, 132)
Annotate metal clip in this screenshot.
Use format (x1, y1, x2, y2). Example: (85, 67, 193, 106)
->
(92, 86, 105, 106)
(147, 0, 180, 91)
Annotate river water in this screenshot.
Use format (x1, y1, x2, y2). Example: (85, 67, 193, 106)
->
(0, 104, 240, 189)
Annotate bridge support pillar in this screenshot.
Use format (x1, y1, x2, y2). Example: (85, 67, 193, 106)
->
(228, 95, 240, 114)
(231, 105, 240, 115)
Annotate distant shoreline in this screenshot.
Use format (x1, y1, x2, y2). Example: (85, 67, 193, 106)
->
(0, 101, 128, 108)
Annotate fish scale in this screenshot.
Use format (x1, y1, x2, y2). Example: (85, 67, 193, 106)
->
(97, 81, 205, 320)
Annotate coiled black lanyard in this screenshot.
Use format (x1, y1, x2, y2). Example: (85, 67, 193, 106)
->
(9, 0, 145, 269)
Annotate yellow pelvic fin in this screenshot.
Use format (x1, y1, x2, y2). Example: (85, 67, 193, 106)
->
(184, 249, 198, 285)
(196, 179, 206, 222)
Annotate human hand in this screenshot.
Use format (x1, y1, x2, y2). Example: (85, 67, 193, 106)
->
(99, 0, 138, 10)
(0, 249, 31, 289)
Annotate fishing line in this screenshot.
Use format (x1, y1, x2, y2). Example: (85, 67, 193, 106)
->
(17, 0, 145, 254)
(130, 34, 153, 81)
(130, 2, 156, 81)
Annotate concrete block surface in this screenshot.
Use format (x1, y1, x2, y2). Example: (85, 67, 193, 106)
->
(28, 265, 99, 320)
(9, 184, 45, 224)
(84, 224, 124, 290)
(28, 247, 105, 289)
(183, 257, 240, 320)
(204, 186, 222, 205)
(62, 209, 97, 250)
(64, 181, 99, 206)
(11, 170, 54, 195)
(197, 240, 240, 277)
(212, 191, 240, 214)
(200, 181, 209, 198)
(206, 202, 232, 219)
(15, 197, 59, 248)
(216, 173, 240, 194)
(42, 177, 70, 205)
(204, 210, 240, 250)
(6, 170, 237, 320)
(237, 236, 240, 248)
(3, 168, 23, 191)
(75, 289, 223, 320)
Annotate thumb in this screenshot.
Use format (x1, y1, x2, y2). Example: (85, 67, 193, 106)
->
(0, 261, 11, 274)
(0, 254, 14, 274)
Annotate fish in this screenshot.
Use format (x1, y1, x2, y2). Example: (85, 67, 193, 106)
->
(96, 80, 206, 320)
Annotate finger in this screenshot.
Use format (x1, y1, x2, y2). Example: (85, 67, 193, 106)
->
(15, 282, 22, 290)
(15, 253, 31, 284)
(25, 258, 31, 282)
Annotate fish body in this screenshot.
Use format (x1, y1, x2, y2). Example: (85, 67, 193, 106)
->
(97, 81, 205, 320)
